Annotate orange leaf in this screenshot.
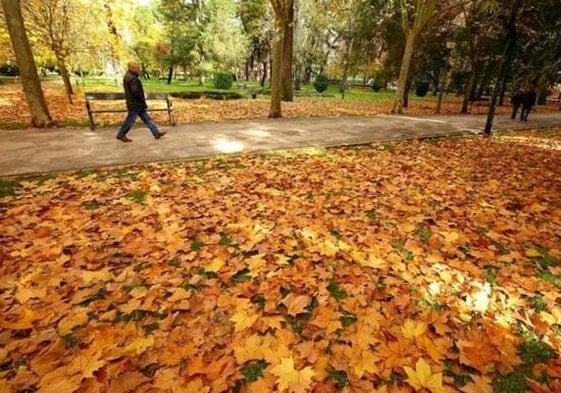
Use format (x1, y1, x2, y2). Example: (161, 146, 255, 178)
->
(281, 293, 310, 316)
(271, 357, 315, 393)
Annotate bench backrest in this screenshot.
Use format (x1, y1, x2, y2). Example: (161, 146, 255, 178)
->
(85, 92, 170, 101)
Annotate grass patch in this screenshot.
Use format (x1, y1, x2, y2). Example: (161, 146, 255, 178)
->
(0, 179, 21, 197)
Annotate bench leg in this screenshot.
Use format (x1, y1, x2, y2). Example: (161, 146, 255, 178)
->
(167, 101, 175, 126)
(86, 103, 96, 130)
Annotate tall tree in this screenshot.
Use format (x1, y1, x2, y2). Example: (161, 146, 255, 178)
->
(23, 0, 76, 103)
(203, 0, 249, 73)
(280, 1, 293, 101)
(392, 0, 437, 114)
(2, 0, 53, 127)
(103, 0, 125, 83)
(269, 0, 292, 118)
(238, 0, 271, 83)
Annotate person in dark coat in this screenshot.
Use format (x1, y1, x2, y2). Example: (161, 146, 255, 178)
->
(520, 84, 537, 122)
(116, 62, 166, 142)
(510, 85, 524, 119)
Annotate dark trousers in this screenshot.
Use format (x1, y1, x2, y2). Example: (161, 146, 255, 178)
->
(511, 103, 521, 119)
(520, 105, 533, 121)
(117, 110, 159, 138)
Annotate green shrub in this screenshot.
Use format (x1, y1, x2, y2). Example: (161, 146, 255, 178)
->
(314, 74, 329, 93)
(213, 72, 233, 90)
(415, 80, 430, 97)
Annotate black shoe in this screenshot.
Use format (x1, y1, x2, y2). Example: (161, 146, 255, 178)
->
(155, 131, 167, 139)
(116, 136, 132, 142)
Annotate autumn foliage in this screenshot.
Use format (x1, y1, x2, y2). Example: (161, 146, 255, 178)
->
(1, 129, 561, 392)
(0, 81, 534, 128)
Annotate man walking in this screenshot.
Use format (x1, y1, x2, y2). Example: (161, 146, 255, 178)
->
(520, 84, 537, 122)
(116, 62, 166, 142)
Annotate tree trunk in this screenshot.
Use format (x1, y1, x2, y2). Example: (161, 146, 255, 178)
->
(2, 0, 53, 127)
(260, 61, 267, 87)
(461, 70, 476, 113)
(392, 30, 416, 114)
(269, 11, 284, 118)
(403, 79, 411, 108)
(281, 1, 294, 102)
(56, 55, 74, 104)
(167, 67, 173, 85)
(436, 61, 450, 114)
(484, 6, 518, 136)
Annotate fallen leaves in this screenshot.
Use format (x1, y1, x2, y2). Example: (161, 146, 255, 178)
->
(271, 357, 315, 393)
(1, 129, 561, 392)
(404, 358, 445, 393)
(0, 81, 537, 129)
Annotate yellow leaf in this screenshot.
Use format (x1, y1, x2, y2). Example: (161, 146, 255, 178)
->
(363, 254, 387, 269)
(204, 257, 225, 272)
(348, 348, 379, 378)
(58, 308, 89, 335)
(230, 309, 258, 333)
(404, 358, 445, 393)
(80, 268, 114, 283)
(125, 335, 155, 355)
(525, 248, 543, 258)
(441, 231, 459, 243)
(401, 319, 428, 339)
(270, 357, 315, 393)
(234, 334, 264, 363)
(167, 288, 191, 302)
(337, 240, 351, 251)
(69, 353, 106, 378)
(15, 286, 46, 304)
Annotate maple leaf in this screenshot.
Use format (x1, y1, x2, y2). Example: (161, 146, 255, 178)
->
(125, 335, 155, 355)
(69, 353, 106, 379)
(204, 257, 225, 272)
(14, 286, 46, 304)
(281, 293, 311, 316)
(404, 358, 445, 393)
(271, 357, 315, 393)
(230, 309, 259, 333)
(154, 367, 193, 393)
(0, 307, 37, 330)
(459, 374, 493, 393)
(401, 319, 428, 339)
(58, 308, 89, 335)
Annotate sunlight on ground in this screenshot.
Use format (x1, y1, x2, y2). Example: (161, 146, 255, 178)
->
(242, 128, 272, 138)
(212, 138, 245, 153)
(497, 135, 561, 150)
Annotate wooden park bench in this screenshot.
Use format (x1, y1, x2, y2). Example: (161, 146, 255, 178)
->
(84, 92, 175, 130)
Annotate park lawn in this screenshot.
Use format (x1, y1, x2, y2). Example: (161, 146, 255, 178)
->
(0, 79, 524, 130)
(1, 128, 561, 392)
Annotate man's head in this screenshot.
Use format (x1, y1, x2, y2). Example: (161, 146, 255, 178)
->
(128, 62, 141, 75)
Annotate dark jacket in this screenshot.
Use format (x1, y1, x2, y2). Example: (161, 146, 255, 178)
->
(523, 90, 537, 108)
(123, 70, 147, 111)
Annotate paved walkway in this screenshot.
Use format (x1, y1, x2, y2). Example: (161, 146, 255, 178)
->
(1, 112, 561, 177)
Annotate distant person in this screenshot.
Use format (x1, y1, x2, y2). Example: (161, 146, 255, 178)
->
(520, 84, 537, 121)
(116, 61, 166, 142)
(510, 85, 524, 119)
